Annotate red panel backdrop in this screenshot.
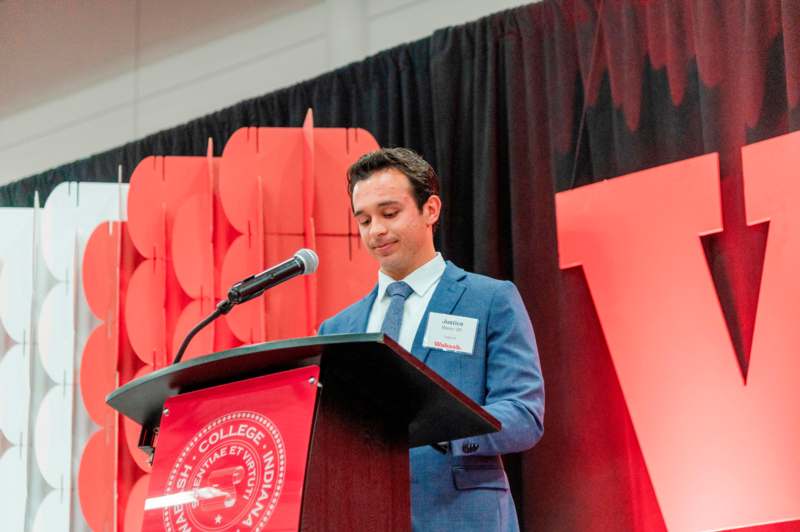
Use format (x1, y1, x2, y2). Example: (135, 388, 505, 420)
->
(79, 119, 378, 531)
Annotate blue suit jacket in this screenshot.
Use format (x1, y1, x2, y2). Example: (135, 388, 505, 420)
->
(318, 261, 545, 532)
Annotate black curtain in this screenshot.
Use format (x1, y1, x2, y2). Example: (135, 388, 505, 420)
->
(5, 1, 800, 530)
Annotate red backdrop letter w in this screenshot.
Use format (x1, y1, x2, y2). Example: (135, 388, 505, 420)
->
(556, 136, 800, 532)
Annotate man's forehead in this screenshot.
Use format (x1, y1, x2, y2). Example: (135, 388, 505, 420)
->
(352, 169, 413, 206)
(355, 167, 412, 190)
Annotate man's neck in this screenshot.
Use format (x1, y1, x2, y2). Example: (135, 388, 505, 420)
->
(381, 249, 439, 281)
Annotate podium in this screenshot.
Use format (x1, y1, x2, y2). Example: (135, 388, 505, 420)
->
(107, 333, 500, 531)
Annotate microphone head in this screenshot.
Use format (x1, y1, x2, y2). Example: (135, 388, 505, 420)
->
(294, 248, 319, 274)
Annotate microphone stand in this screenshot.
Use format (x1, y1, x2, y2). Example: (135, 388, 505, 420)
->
(137, 249, 318, 463)
(138, 298, 235, 463)
(172, 299, 234, 364)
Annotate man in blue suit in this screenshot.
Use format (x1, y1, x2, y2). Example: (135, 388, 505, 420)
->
(318, 148, 544, 532)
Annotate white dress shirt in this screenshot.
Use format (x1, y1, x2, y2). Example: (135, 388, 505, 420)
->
(366, 253, 446, 352)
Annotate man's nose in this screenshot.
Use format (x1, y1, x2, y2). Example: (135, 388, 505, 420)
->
(369, 219, 387, 236)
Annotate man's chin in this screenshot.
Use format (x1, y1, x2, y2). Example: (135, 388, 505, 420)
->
(377, 258, 406, 280)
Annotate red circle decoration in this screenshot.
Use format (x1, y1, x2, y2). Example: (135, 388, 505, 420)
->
(221, 235, 262, 342)
(219, 128, 259, 233)
(127, 156, 209, 259)
(123, 474, 150, 532)
(125, 259, 166, 365)
(78, 430, 115, 531)
(127, 158, 167, 259)
(79, 324, 117, 426)
(82, 222, 118, 320)
(123, 365, 154, 473)
(172, 299, 215, 361)
(171, 193, 212, 299)
(219, 128, 307, 236)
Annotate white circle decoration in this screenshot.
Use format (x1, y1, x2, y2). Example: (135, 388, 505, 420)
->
(0, 250, 34, 344)
(0, 448, 28, 532)
(37, 285, 75, 384)
(32, 490, 71, 532)
(34, 385, 73, 489)
(0, 344, 30, 445)
(0, 209, 34, 259)
(41, 187, 80, 282)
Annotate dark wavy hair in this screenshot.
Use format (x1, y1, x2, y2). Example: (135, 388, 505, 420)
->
(346, 147, 440, 211)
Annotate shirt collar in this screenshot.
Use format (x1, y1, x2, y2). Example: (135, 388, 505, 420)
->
(377, 253, 446, 300)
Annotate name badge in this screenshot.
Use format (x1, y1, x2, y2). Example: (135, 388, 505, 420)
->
(422, 312, 478, 354)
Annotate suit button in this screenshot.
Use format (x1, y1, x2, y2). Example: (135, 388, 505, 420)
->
(462, 442, 479, 454)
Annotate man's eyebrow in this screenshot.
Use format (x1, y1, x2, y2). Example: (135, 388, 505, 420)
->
(354, 200, 402, 217)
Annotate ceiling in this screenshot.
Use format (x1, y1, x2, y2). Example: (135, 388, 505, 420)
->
(0, 0, 317, 118)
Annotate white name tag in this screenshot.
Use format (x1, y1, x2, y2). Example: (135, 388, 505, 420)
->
(422, 312, 478, 354)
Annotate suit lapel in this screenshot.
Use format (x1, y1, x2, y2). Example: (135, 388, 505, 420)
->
(350, 284, 378, 332)
(411, 262, 467, 364)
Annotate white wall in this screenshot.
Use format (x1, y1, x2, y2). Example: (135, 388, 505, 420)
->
(0, 0, 535, 189)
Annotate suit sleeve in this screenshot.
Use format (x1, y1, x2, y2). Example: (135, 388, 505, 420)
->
(451, 281, 545, 456)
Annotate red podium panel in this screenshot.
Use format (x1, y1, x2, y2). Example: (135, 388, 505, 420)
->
(142, 365, 319, 531)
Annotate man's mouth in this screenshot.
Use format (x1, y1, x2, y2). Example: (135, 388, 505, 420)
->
(372, 240, 397, 254)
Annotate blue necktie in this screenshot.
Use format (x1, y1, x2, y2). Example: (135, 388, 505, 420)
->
(381, 281, 414, 342)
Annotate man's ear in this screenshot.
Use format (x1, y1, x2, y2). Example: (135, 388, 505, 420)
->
(424, 195, 442, 227)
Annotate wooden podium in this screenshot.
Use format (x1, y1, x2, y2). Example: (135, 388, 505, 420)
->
(107, 333, 500, 531)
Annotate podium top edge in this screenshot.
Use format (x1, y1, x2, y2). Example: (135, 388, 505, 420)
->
(106, 332, 500, 444)
(106, 333, 385, 421)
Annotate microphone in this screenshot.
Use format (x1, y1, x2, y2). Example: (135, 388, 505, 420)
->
(172, 248, 319, 365)
(227, 248, 319, 305)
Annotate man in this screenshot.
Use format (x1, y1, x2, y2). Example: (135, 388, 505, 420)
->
(318, 147, 544, 532)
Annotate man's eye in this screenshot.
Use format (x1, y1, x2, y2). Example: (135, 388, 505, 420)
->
(384, 211, 398, 218)
(358, 218, 370, 226)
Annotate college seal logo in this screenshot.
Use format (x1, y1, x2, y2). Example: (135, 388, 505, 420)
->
(162, 411, 286, 531)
